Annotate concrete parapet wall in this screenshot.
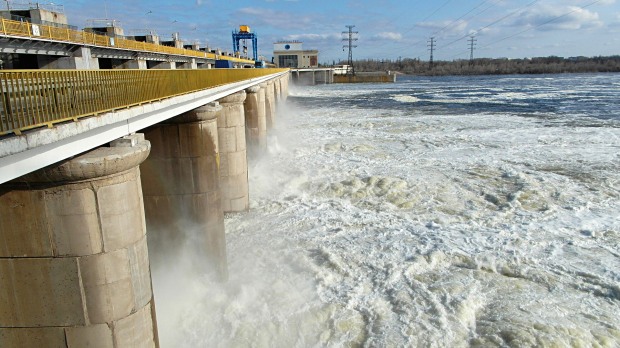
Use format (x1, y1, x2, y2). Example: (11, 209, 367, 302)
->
(0, 135, 158, 347)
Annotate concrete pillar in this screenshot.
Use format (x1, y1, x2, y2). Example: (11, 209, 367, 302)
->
(216, 91, 249, 213)
(149, 61, 176, 69)
(265, 80, 276, 129)
(0, 135, 158, 347)
(297, 71, 315, 86)
(140, 104, 227, 279)
(176, 59, 197, 69)
(37, 47, 100, 69)
(244, 84, 267, 155)
(274, 77, 282, 103)
(120, 59, 148, 69)
(280, 73, 289, 102)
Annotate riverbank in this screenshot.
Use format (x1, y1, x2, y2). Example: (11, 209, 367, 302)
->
(350, 55, 620, 76)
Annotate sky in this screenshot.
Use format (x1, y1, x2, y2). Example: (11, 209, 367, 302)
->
(61, 0, 620, 63)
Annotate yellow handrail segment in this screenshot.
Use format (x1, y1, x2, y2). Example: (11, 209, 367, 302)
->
(0, 18, 255, 64)
(0, 69, 287, 135)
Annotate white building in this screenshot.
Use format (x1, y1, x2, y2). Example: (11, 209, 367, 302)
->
(273, 41, 318, 68)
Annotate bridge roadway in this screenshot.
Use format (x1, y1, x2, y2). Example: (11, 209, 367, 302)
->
(0, 68, 290, 347)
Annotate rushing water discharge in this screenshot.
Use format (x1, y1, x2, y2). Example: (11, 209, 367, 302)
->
(153, 74, 620, 347)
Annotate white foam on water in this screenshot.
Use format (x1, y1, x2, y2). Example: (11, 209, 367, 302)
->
(153, 75, 620, 347)
(391, 95, 421, 103)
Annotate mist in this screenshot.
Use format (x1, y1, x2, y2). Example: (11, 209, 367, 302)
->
(148, 99, 329, 347)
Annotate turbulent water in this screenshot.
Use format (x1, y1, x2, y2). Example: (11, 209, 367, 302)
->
(153, 73, 620, 347)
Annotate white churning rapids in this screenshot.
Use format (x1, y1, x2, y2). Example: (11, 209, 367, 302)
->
(153, 73, 620, 347)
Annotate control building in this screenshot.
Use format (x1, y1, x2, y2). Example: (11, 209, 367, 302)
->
(273, 41, 318, 68)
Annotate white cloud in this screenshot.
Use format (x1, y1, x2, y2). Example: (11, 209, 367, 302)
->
(285, 33, 341, 42)
(416, 19, 468, 36)
(236, 7, 313, 30)
(607, 12, 620, 30)
(513, 4, 602, 31)
(373, 32, 402, 41)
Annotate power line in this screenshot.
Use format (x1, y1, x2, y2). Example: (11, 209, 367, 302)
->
(436, 0, 541, 54)
(447, 0, 605, 60)
(479, 0, 604, 51)
(382, 0, 455, 56)
(473, 0, 541, 36)
(381, 0, 502, 59)
(422, 0, 453, 23)
(342, 25, 358, 75)
(431, 0, 492, 38)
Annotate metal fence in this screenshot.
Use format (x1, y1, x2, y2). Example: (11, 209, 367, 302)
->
(0, 69, 287, 135)
(4, 1, 65, 13)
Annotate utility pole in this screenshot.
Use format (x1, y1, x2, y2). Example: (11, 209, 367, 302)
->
(342, 25, 358, 75)
(428, 37, 435, 69)
(468, 35, 477, 65)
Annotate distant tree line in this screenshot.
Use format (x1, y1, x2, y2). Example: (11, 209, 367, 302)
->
(333, 56, 620, 76)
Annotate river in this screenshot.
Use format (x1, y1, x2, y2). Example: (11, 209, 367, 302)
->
(154, 73, 620, 347)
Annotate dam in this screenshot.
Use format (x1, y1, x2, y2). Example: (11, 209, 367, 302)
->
(0, 72, 290, 347)
(0, 3, 290, 346)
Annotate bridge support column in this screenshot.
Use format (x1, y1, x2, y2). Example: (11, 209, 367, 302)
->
(280, 74, 289, 102)
(38, 47, 99, 69)
(0, 135, 158, 347)
(149, 61, 176, 69)
(217, 91, 249, 212)
(177, 59, 198, 69)
(274, 77, 282, 103)
(244, 84, 267, 156)
(121, 59, 148, 69)
(265, 80, 276, 129)
(296, 71, 315, 86)
(140, 104, 227, 279)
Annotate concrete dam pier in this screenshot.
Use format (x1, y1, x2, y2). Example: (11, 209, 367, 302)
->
(290, 68, 397, 85)
(0, 135, 157, 346)
(0, 73, 289, 347)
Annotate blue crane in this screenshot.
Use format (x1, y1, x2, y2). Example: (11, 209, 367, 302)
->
(232, 25, 258, 62)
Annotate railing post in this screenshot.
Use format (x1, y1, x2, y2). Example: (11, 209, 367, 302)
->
(0, 73, 13, 134)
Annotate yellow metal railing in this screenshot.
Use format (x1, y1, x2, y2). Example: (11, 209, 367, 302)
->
(0, 69, 287, 135)
(0, 18, 255, 64)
